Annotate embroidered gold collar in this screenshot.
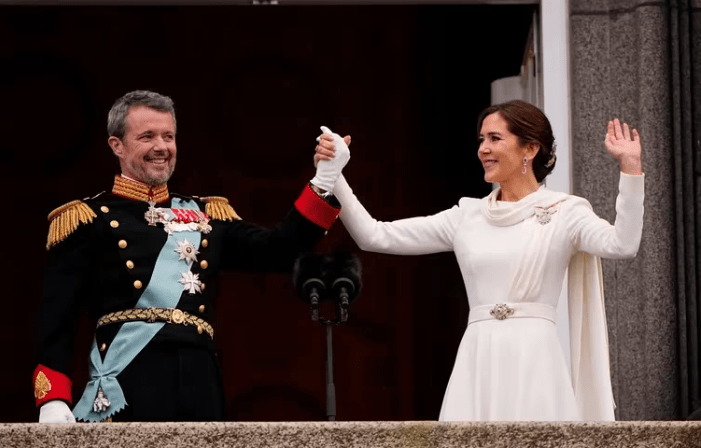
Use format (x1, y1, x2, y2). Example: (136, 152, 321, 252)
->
(112, 175, 169, 204)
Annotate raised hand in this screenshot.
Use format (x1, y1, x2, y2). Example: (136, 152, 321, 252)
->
(310, 126, 351, 193)
(605, 118, 642, 175)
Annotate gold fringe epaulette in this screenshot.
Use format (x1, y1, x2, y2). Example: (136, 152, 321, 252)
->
(201, 196, 241, 221)
(46, 200, 97, 250)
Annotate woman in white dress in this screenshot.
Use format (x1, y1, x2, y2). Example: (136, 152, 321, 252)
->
(311, 100, 644, 421)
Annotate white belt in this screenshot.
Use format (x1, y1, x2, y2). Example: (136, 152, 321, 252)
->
(468, 302, 557, 325)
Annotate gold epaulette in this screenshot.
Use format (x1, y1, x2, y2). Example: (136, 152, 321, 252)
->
(46, 200, 97, 250)
(201, 196, 242, 221)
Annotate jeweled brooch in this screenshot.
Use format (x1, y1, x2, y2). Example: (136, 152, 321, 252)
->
(489, 303, 515, 320)
(535, 204, 558, 225)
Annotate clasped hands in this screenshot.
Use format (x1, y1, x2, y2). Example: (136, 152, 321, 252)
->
(310, 126, 351, 194)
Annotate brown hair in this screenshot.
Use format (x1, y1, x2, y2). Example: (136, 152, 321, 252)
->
(477, 100, 556, 182)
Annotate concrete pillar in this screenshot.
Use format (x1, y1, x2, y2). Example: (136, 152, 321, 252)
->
(569, 0, 678, 419)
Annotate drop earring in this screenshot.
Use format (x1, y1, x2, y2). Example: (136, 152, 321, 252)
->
(522, 157, 528, 175)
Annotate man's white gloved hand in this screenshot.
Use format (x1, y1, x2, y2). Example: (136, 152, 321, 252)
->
(39, 400, 76, 423)
(310, 125, 350, 194)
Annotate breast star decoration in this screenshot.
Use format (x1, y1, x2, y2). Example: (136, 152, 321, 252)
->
(179, 271, 202, 295)
(174, 239, 199, 264)
(534, 204, 559, 225)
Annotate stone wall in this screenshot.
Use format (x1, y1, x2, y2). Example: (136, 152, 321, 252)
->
(569, 0, 679, 419)
(2, 421, 700, 448)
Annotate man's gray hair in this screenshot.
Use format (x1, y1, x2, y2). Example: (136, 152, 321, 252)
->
(107, 90, 176, 140)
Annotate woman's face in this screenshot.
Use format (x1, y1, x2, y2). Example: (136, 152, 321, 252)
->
(477, 112, 531, 184)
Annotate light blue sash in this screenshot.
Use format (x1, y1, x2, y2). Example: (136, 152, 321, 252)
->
(73, 198, 201, 422)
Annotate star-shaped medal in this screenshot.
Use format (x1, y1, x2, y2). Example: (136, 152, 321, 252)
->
(174, 239, 199, 264)
(179, 271, 202, 295)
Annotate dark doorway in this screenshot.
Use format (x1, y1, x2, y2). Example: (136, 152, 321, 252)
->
(1, 4, 536, 422)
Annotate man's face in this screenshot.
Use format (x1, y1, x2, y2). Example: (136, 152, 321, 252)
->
(109, 105, 177, 186)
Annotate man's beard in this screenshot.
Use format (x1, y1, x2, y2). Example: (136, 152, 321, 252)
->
(134, 160, 176, 187)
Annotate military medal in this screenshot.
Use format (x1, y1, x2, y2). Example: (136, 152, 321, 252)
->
(143, 204, 212, 235)
(196, 221, 213, 234)
(174, 239, 199, 264)
(170, 208, 212, 234)
(93, 387, 111, 413)
(144, 201, 161, 226)
(179, 271, 202, 294)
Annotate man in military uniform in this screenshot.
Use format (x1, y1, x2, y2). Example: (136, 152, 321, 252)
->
(33, 90, 350, 422)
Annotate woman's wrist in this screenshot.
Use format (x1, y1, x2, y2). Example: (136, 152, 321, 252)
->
(619, 155, 643, 175)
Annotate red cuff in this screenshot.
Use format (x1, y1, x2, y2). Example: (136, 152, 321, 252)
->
(294, 184, 341, 230)
(33, 364, 72, 407)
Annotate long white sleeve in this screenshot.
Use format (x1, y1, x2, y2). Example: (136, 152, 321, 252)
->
(333, 175, 465, 255)
(564, 172, 644, 258)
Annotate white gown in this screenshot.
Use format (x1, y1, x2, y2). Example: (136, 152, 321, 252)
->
(333, 173, 644, 421)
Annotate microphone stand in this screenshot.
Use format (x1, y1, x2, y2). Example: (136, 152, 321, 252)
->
(321, 319, 338, 421)
(297, 253, 360, 422)
(318, 295, 349, 421)
(306, 289, 339, 421)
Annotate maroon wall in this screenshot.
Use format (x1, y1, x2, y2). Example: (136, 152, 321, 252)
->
(0, 5, 534, 422)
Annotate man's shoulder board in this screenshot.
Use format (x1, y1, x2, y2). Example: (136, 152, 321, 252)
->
(200, 196, 242, 222)
(46, 199, 98, 250)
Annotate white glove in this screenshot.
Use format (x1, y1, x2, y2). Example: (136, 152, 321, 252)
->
(39, 400, 76, 423)
(310, 125, 350, 194)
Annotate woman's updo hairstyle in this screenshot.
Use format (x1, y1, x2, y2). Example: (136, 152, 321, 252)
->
(476, 100, 557, 183)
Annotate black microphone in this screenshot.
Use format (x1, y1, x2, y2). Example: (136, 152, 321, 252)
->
(322, 253, 362, 322)
(293, 253, 326, 321)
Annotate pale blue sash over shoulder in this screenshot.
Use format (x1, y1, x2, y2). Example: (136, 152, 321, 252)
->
(73, 198, 201, 422)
